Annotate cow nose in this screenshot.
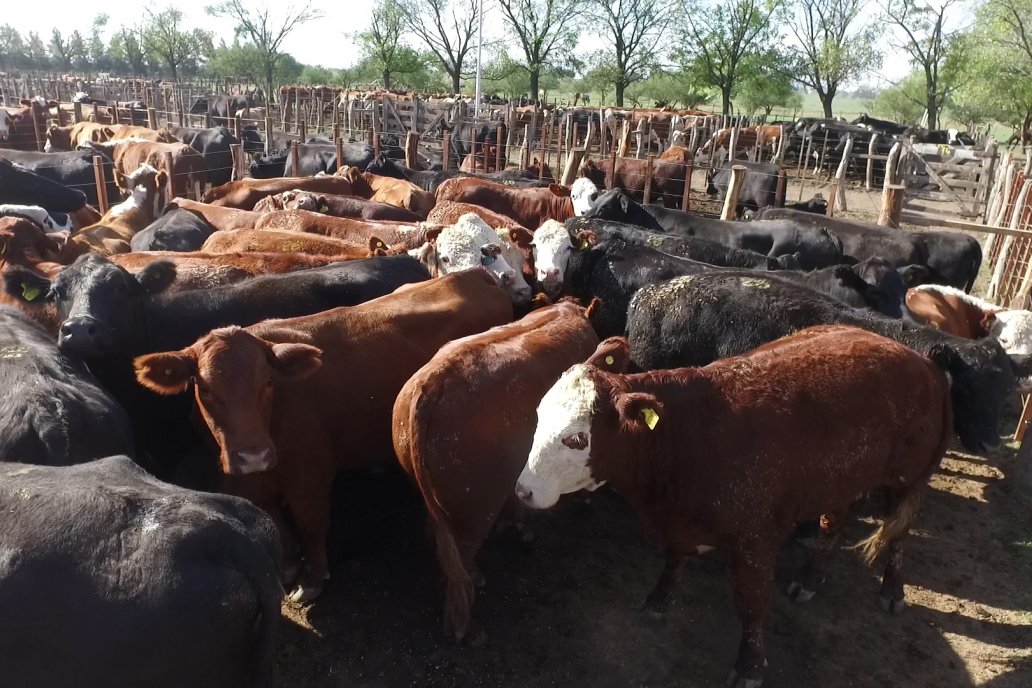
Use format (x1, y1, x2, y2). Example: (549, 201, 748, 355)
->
(58, 318, 99, 349)
(229, 447, 277, 475)
(515, 484, 532, 502)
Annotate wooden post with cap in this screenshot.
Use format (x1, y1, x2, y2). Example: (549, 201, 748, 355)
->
(720, 165, 747, 220)
(92, 156, 109, 213)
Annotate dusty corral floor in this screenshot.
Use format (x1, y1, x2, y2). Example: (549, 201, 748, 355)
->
(275, 427, 1032, 688)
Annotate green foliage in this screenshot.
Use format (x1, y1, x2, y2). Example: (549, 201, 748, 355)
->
(0, 24, 27, 71)
(869, 71, 925, 124)
(736, 64, 802, 116)
(356, 0, 425, 89)
(50, 29, 71, 71)
(496, 0, 585, 97)
(589, 0, 672, 105)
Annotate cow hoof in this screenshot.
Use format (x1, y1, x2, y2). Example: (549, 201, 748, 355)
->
(787, 581, 816, 603)
(288, 583, 323, 604)
(878, 594, 905, 615)
(726, 669, 763, 688)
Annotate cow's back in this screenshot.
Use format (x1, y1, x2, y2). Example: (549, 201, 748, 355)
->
(905, 286, 992, 339)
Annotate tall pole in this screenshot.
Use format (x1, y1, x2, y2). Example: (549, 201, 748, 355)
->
(474, 0, 484, 119)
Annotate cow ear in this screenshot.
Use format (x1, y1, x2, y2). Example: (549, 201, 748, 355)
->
(899, 264, 930, 288)
(268, 343, 322, 380)
(615, 391, 664, 431)
(154, 169, 168, 191)
(424, 226, 444, 243)
(981, 310, 1001, 330)
(134, 350, 197, 395)
(135, 260, 177, 294)
(619, 193, 630, 212)
(2, 268, 53, 304)
(549, 183, 571, 198)
(586, 336, 631, 373)
(509, 227, 533, 246)
(575, 230, 597, 249)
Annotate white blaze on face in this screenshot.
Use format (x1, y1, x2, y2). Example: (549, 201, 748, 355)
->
(532, 220, 573, 297)
(991, 310, 1032, 362)
(516, 364, 604, 509)
(570, 177, 600, 216)
(437, 213, 531, 304)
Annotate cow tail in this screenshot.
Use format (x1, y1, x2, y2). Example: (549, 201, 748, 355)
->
(965, 241, 983, 293)
(406, 388, 475, 639)
(853, 372, 950, 567)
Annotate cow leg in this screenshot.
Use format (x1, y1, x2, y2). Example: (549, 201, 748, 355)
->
(642, 548, 689, 616)
(787, 512, 843, 603)
(727, 538, 778, 688)
(877, 492, 907, 614)
(286, 484, 332, 604)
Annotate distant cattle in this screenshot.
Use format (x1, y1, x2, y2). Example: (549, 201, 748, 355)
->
(0, 307, 133, 465)
(135, 271, 513, 602)
(393, 300, 599, 643)
(0, 455, 281, 688)
(516, 326, 951, 688)
(706, 160, 786, 215)
(579, 155, 688, 208)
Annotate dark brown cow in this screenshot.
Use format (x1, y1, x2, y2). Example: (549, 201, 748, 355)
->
(0, 217, 66, 330)
(166, 199, 261, 232)
(253, 209, 426, 248)
(393, 300, 600, 644)
(1, 98, 54, 150)
(201, 177, 360, 210)
(201, 229, 387, 257)
(253, 190, 422, 222)
(427, 200, 528, 231)
(134, 271, 514, 604)
(578, 155, 688, 208)
(516, 326, 952, 688)
(435, 178, 574, 229)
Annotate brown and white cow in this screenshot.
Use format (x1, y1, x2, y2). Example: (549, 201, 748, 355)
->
(516, 326, 952, 688)
(134, 271, 514, 603)
(254, 190, 422, 222)
(393, 299, 600, 644)
(906, 284, 1032, 362)
(435, 178, 574, 229)
(427, 200, 528, 232)
(88, 140, 205, 198)
(202, 176, 359, 210)
(69, 165, 168, 257)
(165, 198, 261, 232)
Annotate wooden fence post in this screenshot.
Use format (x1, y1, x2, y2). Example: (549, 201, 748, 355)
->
(883, 141, 902, 190)
(73, 101, 84, 124)
(147, 107, 157, 130)
(92, 156, 109, 213)
(560, 149, 586, 186)
(721, 165, 747, 220)
(682, 160, 693, 212)
(833, 134, 853, 212)
(264, 116, 274, 155)
(865, 132, 879, 190)
(30, 108, 43, 151)
(405, 131, 419, 170)
(878, 184, 905, 228)
(442, 129, 451, 171)
(775, 169, 787, 207)
(727, 126, 739, 163)
(234, 115, 242, 139)
(229, 143, 244, 181)
(290, 140, 300, 177)
(643, 154, 655, 204)
(163, 151, 175, 201)
(496, 124, 505, 172)
(522, 124, 531, 170)
(335, 137, 345, 173)
(470, 134, 478, 173)
(369, 127, 379, 156)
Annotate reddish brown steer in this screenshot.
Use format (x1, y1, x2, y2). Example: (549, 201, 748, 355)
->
(435, 177, 574, 229)
(516, 326, 952, 688)
(201, 176, 359, 210)
(135, 271, 513, 604)
(392, 299, 600, 644)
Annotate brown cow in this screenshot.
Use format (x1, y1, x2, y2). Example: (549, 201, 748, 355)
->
(201, 229, 387, 257)
(165, 199, 261, 232)
(90, 140, 205, 198)
(393, 300, 600, 644)
(69, 165, 168, 257)
(906, 284, 1032, 361)
(254, 190, 421, 222)
(134, 270, 514, 603)
(698, 126, 760, 159)
(1, 98, 54, 150)
(338, 168, 436, 218)
(516, 326, 952, 688)
(578, 155, 688, 208)
(44, 122, 116, 151)
(254, 209, 428, 249)
(202, 177, 359, 210)
(0, 217, 69, 330)
(435, 178, 574, 229)
(427, 200, 528, 231)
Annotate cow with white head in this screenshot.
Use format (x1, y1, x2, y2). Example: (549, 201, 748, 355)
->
(531, 220, 574, 298)
(414, 213, 533, 305)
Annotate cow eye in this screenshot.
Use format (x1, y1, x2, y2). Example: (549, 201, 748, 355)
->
(440, 255, 450, 264)
(561, 432, 588, 450)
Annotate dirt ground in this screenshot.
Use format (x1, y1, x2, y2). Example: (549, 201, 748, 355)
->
(273, 171, 1031, 687)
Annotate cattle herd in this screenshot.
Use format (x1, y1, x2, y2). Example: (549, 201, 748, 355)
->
(1, 92, 1029, 688)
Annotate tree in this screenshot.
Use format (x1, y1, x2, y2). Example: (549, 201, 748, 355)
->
(497, 0, 584, 99)
(50, 29, 72, 70)
(68, 31, 90, 71)
(89, 15, 110, 72)
(882, 0, 966, 129)
(737, 63, 803, 116)
(396, 0, 479, 93)
(141, 8, 202, 81)
(207, 0, 322, 104)
(870, 71, 927, 123)
(785, 0, 883, 117)
(358, 0, 423, 88)
(679, 0, 784, 115)
(109, 29, 147, 76)
(26, 32, 49, 70)
(588, 0, 673, 106)
(0, 25, 26, 71)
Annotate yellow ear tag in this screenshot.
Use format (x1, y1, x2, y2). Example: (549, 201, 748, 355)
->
(21, 283, 40, 302)
(641, 407, 659, 430)
(580, 240, 589, 249)
(377, 241, 385, 248)
(319, 204, 329, 212)
(605, 355, 615, 365)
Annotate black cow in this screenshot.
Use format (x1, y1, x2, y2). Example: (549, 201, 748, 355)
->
(445, 121, 498, 167)
(627, 271, 1017, 453)
(784, 194, 828, 214)
(249, 142, 377, 178)
(169, 126, 251, 187)
(583, 189, 844, 269)
(0, 150, 118, 208)
(0, 158, 88, 213)
(565, 217, 800, 270)
(0, 307, 133, 465)
(190, 94, 252, 127)
(3, 254, 431, 477)
(851, 114, 910, 136)
(706, 160, 784, 215)
(751, 207, 982, 291)
(249, 150, 287, 178)
(130, 207, 214, 252)
(0, 455, 281, 688)
(910, 128, 977, 146)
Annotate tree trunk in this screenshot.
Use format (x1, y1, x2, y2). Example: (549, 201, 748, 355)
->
(927, 92, 938, 131)
(721, 88, 732, 116)
(383, 70, 391, 89)
(451, 70, 461, 94)
(529, 68, 539, 103)
(615, 80, 625, 107)
(821, 95, 834, 118)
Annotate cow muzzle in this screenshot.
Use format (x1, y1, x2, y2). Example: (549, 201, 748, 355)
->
(539, 268, 562, 297)
(58, 316, 104, 352)
(226, 446, 277, 475)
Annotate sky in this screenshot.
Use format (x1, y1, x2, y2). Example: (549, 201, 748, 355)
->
(7, 0, 918, 89)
